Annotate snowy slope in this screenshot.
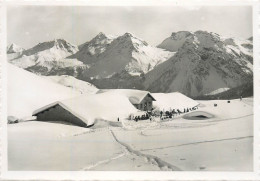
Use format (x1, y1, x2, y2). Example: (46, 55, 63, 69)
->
(8, 63, 80, 118)
(84, 32, 175, 78)
(7, 43, 25, 54)
(7, 52, 23, 61)
(145, 31, 253, 97)
(44, 75, 98, 94)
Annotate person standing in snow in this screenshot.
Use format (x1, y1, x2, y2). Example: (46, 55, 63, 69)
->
(134, 116, 138, 122)
(240, 95, 242, 101)
(117, 117, 119, 122)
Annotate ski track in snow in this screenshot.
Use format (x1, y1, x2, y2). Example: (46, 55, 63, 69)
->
(72, 110, 252, 170)
(139, 136, 253, 152)
(109, 128, 182, 171)
(80, 152, 126, 171)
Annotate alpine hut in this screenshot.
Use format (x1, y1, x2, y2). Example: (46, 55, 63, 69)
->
(97, 89, 156, 111)
(32, 90, 143, 127)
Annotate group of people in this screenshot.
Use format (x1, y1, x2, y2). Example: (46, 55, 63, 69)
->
(133, 113, 151, 122)
(159, 106, 199, 120)
(129, 105, 199, 122)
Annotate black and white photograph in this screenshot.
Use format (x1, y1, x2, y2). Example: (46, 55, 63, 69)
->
(1, 1, 259, 179)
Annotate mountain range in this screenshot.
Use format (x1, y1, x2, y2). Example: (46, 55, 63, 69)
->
(7, 30, 253, 97)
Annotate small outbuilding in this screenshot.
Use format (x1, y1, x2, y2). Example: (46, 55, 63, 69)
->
(33, 101, 90, 127)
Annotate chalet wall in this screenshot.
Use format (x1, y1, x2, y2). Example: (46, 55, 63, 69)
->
(36, 105, 89, 127)
(135, 95, 154, 111)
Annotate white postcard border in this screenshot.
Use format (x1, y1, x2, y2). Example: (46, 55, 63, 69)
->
(0, 0, 259, 180)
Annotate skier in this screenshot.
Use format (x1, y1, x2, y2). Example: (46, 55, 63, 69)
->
(240, 95, 242, 101)
(117, 117, 119, 122)
(134, 116, 138, 122)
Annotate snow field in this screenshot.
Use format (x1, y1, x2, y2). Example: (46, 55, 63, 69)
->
(8, 121, 122, 171)
(7, 65, 253, 172)
(110, 98, 253, 171)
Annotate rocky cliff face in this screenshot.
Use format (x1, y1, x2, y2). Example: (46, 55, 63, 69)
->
(145, 31, 253, 96)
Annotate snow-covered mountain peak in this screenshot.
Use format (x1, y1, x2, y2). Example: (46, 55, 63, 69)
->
(170, 31, 194, 40)
(123, 32, 134, 37)
(70, 32, 117, 64)
(8, 39, 82, 72)
(97, 32, 106, 37)
(94, 32, 117, 40)
(7, 43, 25, 54)
(147, 31, 253, 96)
(116, 32, 149, 48)
(193, 31, 223, 49)
(81, 32, 174, 78)
(158, 30, 233, 52)
(158, 31, 194, 52)
(223, 38, 236, 46)
(22, 39, 78, 57)
(52, 39, 79, 53)
(92, 32, 110, 42)
(92, 32, 116, 44)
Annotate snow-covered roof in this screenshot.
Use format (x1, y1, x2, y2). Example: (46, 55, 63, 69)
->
(33, 91, 139, 126)
(97, 89, 156, 104)
(8, 63, 81, 118)
(151, 92, 199, 111)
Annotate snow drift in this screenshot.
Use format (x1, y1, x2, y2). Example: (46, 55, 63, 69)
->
(7, 63, 80, 118)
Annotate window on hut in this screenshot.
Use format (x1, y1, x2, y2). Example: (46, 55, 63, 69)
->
(149, 102, 152, 107)
(144, 103, 147, 111)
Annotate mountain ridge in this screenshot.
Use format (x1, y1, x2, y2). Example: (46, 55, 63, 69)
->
(145, 31, 253, 96)
(7, 30, 253, 97)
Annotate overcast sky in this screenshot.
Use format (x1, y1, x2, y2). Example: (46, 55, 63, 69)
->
(7, 5, 252, 49)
